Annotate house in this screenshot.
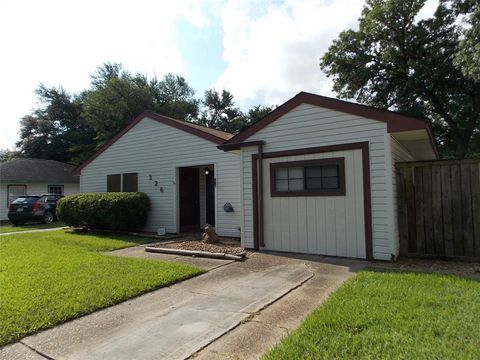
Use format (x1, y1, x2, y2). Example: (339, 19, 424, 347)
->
(74, 112, 241, 238)
(75, 92, 437, 260)
(1, 159, 80, 220)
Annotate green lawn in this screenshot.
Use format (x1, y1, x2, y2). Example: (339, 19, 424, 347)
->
(0, 221, 66, 233)
(264, 269, 480, 359)
(0, 230, 204, 346)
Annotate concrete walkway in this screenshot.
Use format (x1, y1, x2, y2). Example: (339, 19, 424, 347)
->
(0, 250, 366, 360)
(0, 227, 67, 236)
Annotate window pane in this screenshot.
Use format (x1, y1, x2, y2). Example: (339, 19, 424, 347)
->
(8, 185, 26, 207)
(288, 167, 303, 179)
(306, 178, 322, 190)
(322, 177, 339, 189)
(275, 168, 288, 180)
(275, 179, 289, 192)
(48, 185, 64, 195)
(322, 165, 339, 177)
(305, 166, 321, 178)
(289, 179, 304, 191)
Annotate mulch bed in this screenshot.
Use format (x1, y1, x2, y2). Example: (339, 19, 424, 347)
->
(151, 240, 247, 257)
(373, 257, 480, 279)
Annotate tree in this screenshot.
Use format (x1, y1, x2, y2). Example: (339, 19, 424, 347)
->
(453, 0, 480, 82)
(320, 0, 480, 158)
(16, 84, 94, 163)
(197, 89, 246, 133)
(243, 105, 275, 128)
(82, 63, 200, 145)
(0, 149, 21, 162)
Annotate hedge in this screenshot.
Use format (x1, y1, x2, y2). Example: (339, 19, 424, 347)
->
(57, 192, 150, 230)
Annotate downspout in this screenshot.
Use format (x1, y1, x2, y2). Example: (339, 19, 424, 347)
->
(257, 143, 265, 247)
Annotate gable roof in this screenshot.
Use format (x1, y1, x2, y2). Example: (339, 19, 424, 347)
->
(74, 110, 234, 175)
(219, 92, 437, 156)
(0, 159, 79, 183)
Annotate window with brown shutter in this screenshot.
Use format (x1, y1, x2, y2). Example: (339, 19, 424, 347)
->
(107, 174, 121, 192)
(122, 173, 138, 192)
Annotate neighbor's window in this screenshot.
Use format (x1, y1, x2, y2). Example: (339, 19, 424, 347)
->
(270, 158, 345, 197)
(7, 185, 26, 207)
(48, 185, 64, 195)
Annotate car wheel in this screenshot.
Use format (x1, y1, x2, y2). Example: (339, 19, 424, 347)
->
(43, 211, 54, 224)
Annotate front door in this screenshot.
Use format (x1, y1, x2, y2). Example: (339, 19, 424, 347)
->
(206, 170, 215, 226)
(179, 167, 200, 232)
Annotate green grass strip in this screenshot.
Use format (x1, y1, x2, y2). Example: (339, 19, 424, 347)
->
(264, 269, 480, 359)
(0, 230, 204, 346)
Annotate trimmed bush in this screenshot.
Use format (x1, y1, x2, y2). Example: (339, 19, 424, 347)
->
(57, 192, 150, 230)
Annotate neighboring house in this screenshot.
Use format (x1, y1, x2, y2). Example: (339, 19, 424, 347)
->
(76, 92, 437, 260)
(0, 159, 80, 220)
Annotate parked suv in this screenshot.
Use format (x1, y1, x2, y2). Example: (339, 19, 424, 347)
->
(8, 193, 63, 225)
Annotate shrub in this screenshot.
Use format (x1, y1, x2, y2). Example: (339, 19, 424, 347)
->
(57, 192, 150, 230)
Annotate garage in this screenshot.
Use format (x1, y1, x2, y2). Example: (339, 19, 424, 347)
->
(219, 92, 438, 260)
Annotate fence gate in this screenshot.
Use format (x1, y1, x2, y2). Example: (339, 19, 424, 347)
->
(396, 159, 480, 260)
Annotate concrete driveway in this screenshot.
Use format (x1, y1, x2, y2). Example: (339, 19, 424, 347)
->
(1, 249, 366, 360)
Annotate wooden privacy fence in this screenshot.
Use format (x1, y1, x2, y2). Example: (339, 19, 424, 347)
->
(396, 158, 480, 260)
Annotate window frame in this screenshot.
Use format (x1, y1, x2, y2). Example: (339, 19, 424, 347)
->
(47, 184, 64, 195)
(270, 157, 346, 197)
(7, 184, 27, 207)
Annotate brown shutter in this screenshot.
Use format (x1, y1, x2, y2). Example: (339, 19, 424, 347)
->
(122, 173, 138, 192)
(107, 174, 121, 192)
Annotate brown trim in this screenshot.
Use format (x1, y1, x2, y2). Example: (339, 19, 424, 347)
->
(251, 157, 259, 250)
(251, 141, 373, 260)
(73, 110, 232, 175)
(6, 184, 27, 208)
(222, 91, 438, 158)
(217, 140, 265, 151)
(269, 158, 346, 197)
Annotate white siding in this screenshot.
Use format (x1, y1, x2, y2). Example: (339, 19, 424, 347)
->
(0, 182, 79, 220)
(80, 117, 241, 237)
(262, 150, 365, 258)
(241, 103, 392, 260)
(390, 136, 415, 256)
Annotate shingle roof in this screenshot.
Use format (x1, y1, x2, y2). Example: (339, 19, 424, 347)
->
(0, 159, 79, 183)
(74, 110, 234, 175)
(166, 115, 234, 141)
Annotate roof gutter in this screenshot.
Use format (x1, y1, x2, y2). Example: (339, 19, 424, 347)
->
(217, 140, 265, 151)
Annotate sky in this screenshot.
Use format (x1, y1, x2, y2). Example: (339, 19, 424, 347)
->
(0, 0, 438, 149)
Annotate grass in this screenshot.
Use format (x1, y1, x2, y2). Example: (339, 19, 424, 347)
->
(264, 269, 480, 360)
(0, 221, 66, 233)
(0, 230, 204, 346)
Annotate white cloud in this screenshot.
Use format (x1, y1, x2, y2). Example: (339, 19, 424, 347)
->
(213, 0, 366, 108)
(0, 0, 207, 149)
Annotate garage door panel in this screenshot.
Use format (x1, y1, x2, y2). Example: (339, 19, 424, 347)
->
(262, 149, 365, 258)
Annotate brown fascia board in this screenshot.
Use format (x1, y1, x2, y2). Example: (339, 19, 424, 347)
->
(223, 92, 438, 156)
(73, 110, 230, 175)
(217, 140, 265, 151)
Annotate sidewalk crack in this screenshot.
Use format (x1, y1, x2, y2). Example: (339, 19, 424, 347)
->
(19, 341, 55, 360)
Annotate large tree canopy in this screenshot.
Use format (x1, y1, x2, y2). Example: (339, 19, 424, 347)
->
(15, 63, 273, 164)
(321, 0, 480, 158)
